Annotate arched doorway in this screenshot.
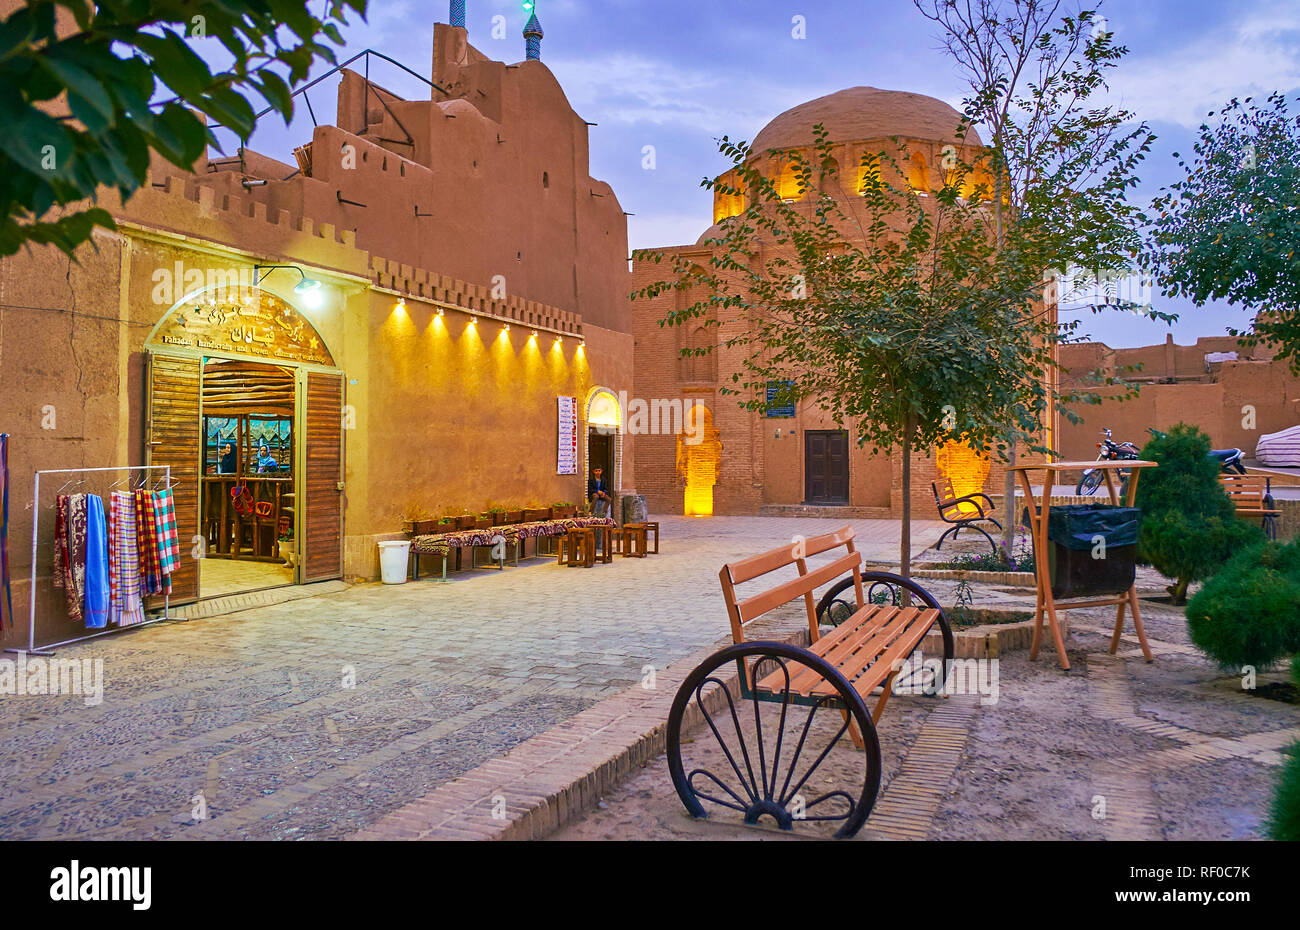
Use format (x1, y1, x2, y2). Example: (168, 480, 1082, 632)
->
(144, 283, 344, 602)
(677, 402, 721, 516)
(585, 387, 621, 514)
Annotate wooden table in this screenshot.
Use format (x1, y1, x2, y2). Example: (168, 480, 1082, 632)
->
(1011, 460, 1157, 671)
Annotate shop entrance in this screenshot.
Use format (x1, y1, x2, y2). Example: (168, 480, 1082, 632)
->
(144, 283, 344, 604)
(200, 358, 296, 597)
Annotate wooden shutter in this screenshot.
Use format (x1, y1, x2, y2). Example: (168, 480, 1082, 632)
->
(302, 371, 344, 582)
(146, 352, 201, 603)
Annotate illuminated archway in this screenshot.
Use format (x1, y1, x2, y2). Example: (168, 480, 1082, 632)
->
(677, 402, 722, 517)
(585, 386, 622, 493)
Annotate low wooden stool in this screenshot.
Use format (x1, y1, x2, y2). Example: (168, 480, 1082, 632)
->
(591, 524, 614, 564)
(642, 520, 660, 554)
(621, 523, 648, 558)
(558, 528, 595, 568)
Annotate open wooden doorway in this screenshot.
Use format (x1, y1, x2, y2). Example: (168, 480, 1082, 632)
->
(199, 358, 297, 597)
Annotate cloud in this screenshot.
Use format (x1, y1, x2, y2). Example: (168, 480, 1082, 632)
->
(1110, 8, 1300, 127)
(547, 52, 819, 137)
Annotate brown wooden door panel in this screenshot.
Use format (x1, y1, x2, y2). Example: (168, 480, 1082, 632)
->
(146, 352, 201, 603)
(303, 371, 343, 582)
(805, 430, 849, 504)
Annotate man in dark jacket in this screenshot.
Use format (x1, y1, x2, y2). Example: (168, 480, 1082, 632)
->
(588, 467, 612, 519)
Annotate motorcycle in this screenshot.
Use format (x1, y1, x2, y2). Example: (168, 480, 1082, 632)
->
(1075, 428, 1141, 496)
(1076, 427, 1246, 496)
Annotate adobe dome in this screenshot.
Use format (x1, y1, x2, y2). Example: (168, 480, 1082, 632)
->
(751, 86, 980, 153)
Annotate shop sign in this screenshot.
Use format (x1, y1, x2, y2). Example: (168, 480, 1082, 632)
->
(557, 396, 578, 475)
(150, 287, 334, 366)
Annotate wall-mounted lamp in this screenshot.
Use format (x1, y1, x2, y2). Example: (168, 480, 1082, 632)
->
(254, 264, 323, 308)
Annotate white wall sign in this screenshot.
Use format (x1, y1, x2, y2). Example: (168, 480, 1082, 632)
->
(557, 396, 578, 475)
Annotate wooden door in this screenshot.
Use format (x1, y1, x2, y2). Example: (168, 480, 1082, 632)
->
(805, 430, 849, 504)
(302, 371, 344, 582)
(146, 352, 201, 603)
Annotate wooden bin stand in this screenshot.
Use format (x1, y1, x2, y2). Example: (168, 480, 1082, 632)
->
(1011, 460, 1157, 671)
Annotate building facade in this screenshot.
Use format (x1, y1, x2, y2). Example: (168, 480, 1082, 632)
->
(630, 87, 1048, 518)
(0, 11, 638, 648)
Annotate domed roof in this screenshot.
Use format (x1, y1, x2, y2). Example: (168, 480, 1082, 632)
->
(751, 86, 980, 153)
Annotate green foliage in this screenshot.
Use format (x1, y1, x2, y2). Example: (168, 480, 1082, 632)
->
(1144, 92, 1300, 370)
(1135, 423, 1264, 602)
(1185, 538, 1300, 669)
(0, 0, 367, 257)
(1269, 742, 1300, 841)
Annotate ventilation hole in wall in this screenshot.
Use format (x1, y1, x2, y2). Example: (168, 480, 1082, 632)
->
(382, 157, 388, 170)
(400, 163, 405, 177)
(543, 171, 549, 189)
(362, 150, 368, 162)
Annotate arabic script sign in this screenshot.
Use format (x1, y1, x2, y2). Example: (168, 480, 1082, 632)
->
(151, 286, 334, 366)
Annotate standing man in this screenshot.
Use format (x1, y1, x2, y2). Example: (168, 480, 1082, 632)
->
(588, 466, 612, 519)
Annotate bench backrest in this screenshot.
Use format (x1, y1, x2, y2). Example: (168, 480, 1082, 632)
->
(718, 525, 864, 645)
(1219, 474, 1269, 508)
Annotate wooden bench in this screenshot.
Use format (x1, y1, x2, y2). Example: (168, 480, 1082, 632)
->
(665, 525, 953, 838)
(1220, 474, 1281, 540)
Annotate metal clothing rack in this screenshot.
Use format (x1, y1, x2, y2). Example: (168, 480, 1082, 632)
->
(7, 465, 181, 657)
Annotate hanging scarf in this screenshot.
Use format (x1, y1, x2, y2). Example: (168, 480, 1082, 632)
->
(53, 494, 88, 622)
(84, 495, 110, 629)
(134, 489, 164, 596)
(109, 491, 145, 627)
(153, 488, 180, 590)
(1, 434, 12, 628)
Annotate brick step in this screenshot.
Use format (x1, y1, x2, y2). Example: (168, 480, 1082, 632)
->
(758, 504, 894, 519)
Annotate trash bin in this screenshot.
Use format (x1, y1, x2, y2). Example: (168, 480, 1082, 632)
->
(1045, 504, 1141, 599)
(378, 540, 412, 585)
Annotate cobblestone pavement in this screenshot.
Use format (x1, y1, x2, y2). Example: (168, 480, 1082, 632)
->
(0, 515, 943, 840)
(553, 598, 1300, 841)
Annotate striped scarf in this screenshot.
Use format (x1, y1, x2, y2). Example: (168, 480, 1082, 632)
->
(135, 489, 165, 596)
(109, 491, 146, 627)
(153, 488, 180, 583)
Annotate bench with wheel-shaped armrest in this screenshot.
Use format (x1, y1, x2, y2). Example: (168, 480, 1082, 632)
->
(665, 525, 953, 839)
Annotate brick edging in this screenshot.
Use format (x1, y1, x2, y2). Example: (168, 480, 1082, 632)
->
(912, 568, 1036, 586)
(349, 629, 809, 841)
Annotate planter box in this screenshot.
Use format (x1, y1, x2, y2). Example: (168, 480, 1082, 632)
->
(553, 506, 575, 519)
(916, 614, 1069, 659)
(523, 508, 549, 522)
(506, 510, 524, 524)
(454, 515, 477, 530)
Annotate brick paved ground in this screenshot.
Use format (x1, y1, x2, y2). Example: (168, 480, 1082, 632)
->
(0, 515, 942, 840)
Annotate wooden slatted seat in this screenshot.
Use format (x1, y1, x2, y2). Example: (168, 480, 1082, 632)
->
(1220, 474, 1281, 539)
(663, 526, 955, 839)
(719, 525, 951, 729)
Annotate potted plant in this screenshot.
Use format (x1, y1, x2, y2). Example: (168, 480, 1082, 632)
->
(399, 504, 433, 536)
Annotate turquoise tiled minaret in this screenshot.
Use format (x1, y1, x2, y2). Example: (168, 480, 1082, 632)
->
(524, 11, 544, 60)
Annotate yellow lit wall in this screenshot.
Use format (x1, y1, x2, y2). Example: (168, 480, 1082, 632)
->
(678, 403, 721, 516)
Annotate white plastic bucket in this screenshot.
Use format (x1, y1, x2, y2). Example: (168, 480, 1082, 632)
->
(378, 540, 412, 584)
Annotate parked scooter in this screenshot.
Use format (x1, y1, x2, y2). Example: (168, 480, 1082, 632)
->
(1076, 427, 1246, 496)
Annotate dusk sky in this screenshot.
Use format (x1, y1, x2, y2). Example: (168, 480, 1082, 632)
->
(221, 0, 1300, 349)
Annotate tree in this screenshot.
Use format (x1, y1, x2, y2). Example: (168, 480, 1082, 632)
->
(913, 0, 1161, 553)
(1271, 657, 1300, 841)
(0, 0, 367, 258)
(633, 127, 1056, 577)
(1136, 424, 1264, 604)
(1184, 537, 1300, 669)
(1144, 92, 1300, 370)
